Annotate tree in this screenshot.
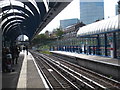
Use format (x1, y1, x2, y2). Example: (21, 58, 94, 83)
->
(31, 34, 47, 46)
(31, 33, 57, 46)
(55, 28, 64, 39)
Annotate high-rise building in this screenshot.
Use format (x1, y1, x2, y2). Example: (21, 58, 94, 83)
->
(60, 18, 79, 29)
(80, 0, 104, 24)
(116, 4, 119, 15)
(118, 1, 120, 14)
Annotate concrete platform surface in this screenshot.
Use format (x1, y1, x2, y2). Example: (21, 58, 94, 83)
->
(2, 51, 24, 89)
(50, 51, 120, 66)
(2, 51, 48, 89)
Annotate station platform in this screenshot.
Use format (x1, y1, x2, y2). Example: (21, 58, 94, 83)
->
(50, 51, 120, 81)
(2, 50, 48, 89)
(50, 51, 120, 66)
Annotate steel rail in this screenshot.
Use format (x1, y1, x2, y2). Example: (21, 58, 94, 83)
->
(32, 53, 80, 90)
(34, 53, 96, 89)
(46, 53, 120, 89)
(31, 51, 120, 89)
(41, 54, 104, 89)
(35, 57, 54, 90)
(37, 55, 80, 90)
(34, 56, 65, 89)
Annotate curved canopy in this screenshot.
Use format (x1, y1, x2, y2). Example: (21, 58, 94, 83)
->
(0, 0, 34, 15)
(1, 9, 29, 18)
(1, 0, 71, 41)
(3, 20, 23, 32)
(77, 15, 120, 37)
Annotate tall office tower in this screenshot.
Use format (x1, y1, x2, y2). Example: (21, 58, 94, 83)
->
(80, 0, 104, 24)
(116, 4, 119, 15)
(118, 1, 120, 14)
(60, 18, 79, 29)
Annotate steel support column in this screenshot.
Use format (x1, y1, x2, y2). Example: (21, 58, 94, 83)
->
(104, 33, 107, 56)
(113, 32, 117, 58)
(97, 35, 100, 55)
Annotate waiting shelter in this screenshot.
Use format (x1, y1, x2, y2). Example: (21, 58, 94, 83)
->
(77, 15, 120, 58)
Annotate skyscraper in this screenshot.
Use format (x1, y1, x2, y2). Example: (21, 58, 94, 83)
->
(80, 0, 104, 24)
(116, 4, 119, 15)
(118, 0, 120, 14)
(60, 18, 79, 29)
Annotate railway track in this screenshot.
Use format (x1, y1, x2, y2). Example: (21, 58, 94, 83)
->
(45, 54, 120, 89)
(30, 51, 120, 90)
(32, 52, 80, 90)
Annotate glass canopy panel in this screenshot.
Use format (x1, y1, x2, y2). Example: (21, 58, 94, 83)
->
(0, 9, 29, 18)
(5, 23, 21, 33)
(18, 0, 41, 14)
(94, 22, 99, 34)
(10, 26, 18, 30)
(3, 20, 23, 32)
(112, 16, 118, 30)
(79, 27, 84, 36)
(101, 18, 108, 32)
(0, 15, 25, 28)
(89, 24, 94, 35)
(77, 15, 119, 36)
(115, 18, 119, 30)
(0, 0, 34, 16)
(98, 20, 104, 33)
(108, 16, 116, 31)
(5, 25, 19, 34)
(43, 0, 49, 12)
(104, 18, 110, 32)
(83, 26, 87, 35)
(99, 22, 104, 32)
(28, 0, 40, 14)
(102, 19, 108, 32)
(0, 10, 9, 17)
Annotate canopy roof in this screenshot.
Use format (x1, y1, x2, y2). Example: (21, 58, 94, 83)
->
(1, 0, 71, 41)
(77, 15, 120, 37)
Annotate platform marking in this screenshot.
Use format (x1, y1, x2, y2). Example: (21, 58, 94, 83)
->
(17, 51, 27, 89)
(30, 52, 49, 89)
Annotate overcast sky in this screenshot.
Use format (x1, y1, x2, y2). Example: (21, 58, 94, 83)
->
(40, 0, 119, 33)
